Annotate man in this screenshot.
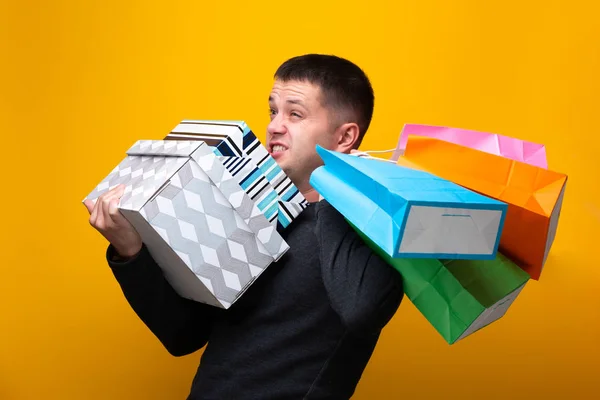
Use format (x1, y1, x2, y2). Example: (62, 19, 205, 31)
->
(84, 54, 404, 399)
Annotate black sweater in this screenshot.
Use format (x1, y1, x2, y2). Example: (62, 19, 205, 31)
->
(107, 200, 404, 399)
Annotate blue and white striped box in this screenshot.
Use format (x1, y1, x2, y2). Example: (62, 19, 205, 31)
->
(165, 120, 309, 229)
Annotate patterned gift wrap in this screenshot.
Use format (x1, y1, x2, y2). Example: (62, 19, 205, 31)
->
(83, 140, 289, 309)
(165, 120, 309, 229)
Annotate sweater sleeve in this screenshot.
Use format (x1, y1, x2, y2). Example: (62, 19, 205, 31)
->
(314, 200, 404, 335)
(107, 243, 222, 356)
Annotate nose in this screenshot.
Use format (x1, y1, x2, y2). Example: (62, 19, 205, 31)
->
(267, 113, 287, 137)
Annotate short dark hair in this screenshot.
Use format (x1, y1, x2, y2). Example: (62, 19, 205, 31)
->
(274, 54, 374, 148)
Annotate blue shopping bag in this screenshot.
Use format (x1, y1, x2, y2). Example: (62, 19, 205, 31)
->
(309, 146, 507, 260)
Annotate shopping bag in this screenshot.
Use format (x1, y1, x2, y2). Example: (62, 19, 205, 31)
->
(390, 124, 548, 169)
(310, 146, 508, 260)
(165, 119, 309, 228)
(400, 136, 567, 280)
(352, 222, 530, 344)
(83, 140, 289, 309)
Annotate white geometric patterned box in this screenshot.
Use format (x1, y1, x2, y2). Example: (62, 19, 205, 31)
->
(83, 140, 290, 309)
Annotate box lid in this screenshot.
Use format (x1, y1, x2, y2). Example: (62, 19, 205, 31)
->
(84, 140, 205, 212)
(126, 140, 203, 157)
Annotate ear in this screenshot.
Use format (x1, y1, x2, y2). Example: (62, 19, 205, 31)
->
(333, 122, 361, 154)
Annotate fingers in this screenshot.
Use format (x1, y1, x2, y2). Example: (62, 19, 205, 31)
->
(108, 196, 123, 224)
(89, 197, 100, 227)
(101, 185, 125, 227)
(89, 184, 125, 230)
(107, 185, 126, 223)
(108, 196, 119, 214)
(85, 185, 140, 254)
(83, 199, 95, 214)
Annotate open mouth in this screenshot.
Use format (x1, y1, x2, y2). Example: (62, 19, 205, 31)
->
(269, 143, 288, 157)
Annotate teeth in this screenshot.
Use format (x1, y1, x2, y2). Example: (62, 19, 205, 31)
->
(273, 145, 286, 152)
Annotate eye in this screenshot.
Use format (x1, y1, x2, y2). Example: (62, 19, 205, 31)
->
(269, 108, 277, 118)
(291, 111, 302, 118)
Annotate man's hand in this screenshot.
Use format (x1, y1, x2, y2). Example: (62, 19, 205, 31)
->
(84, 184, 143, 259)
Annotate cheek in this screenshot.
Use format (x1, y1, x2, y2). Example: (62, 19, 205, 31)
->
(288, 125, 328, 159)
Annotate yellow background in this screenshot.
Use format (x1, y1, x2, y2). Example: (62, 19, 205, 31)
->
(1, 0, 599, 398)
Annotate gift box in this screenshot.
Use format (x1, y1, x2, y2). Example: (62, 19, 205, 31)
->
(164, 119, 309, 229)
(352, 223, 530, 344)
(400, 136, 568, 280)
(217, 155, 281, 227)
(391, 123, 548, 169)
(309, 146, 508, 260)
(83, 140, 289, 309)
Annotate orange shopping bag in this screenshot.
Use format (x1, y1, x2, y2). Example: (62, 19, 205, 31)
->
(399, 136, 567, 280)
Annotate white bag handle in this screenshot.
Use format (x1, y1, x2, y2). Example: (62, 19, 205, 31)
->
(349, 149, 397, 164)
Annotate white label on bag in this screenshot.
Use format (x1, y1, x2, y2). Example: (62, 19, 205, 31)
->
(399, 205, 503, 256)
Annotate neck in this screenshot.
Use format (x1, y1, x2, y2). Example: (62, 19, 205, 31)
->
(294, 179, 321, 203)
(301, 187, 320, 203)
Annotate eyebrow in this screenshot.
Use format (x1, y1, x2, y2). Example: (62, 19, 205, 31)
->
(286, 99, 305, 106)
(268, 96, 306, 107)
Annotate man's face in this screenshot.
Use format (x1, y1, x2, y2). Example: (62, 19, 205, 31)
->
(266, 79, 338, 191)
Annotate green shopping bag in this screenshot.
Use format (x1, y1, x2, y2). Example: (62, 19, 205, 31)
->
(351, 222, 530, 344)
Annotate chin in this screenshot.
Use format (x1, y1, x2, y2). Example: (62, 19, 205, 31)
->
(279, 163, 291, 177)
(278, 163, 295, 181)
(272, 153, 288, 168)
